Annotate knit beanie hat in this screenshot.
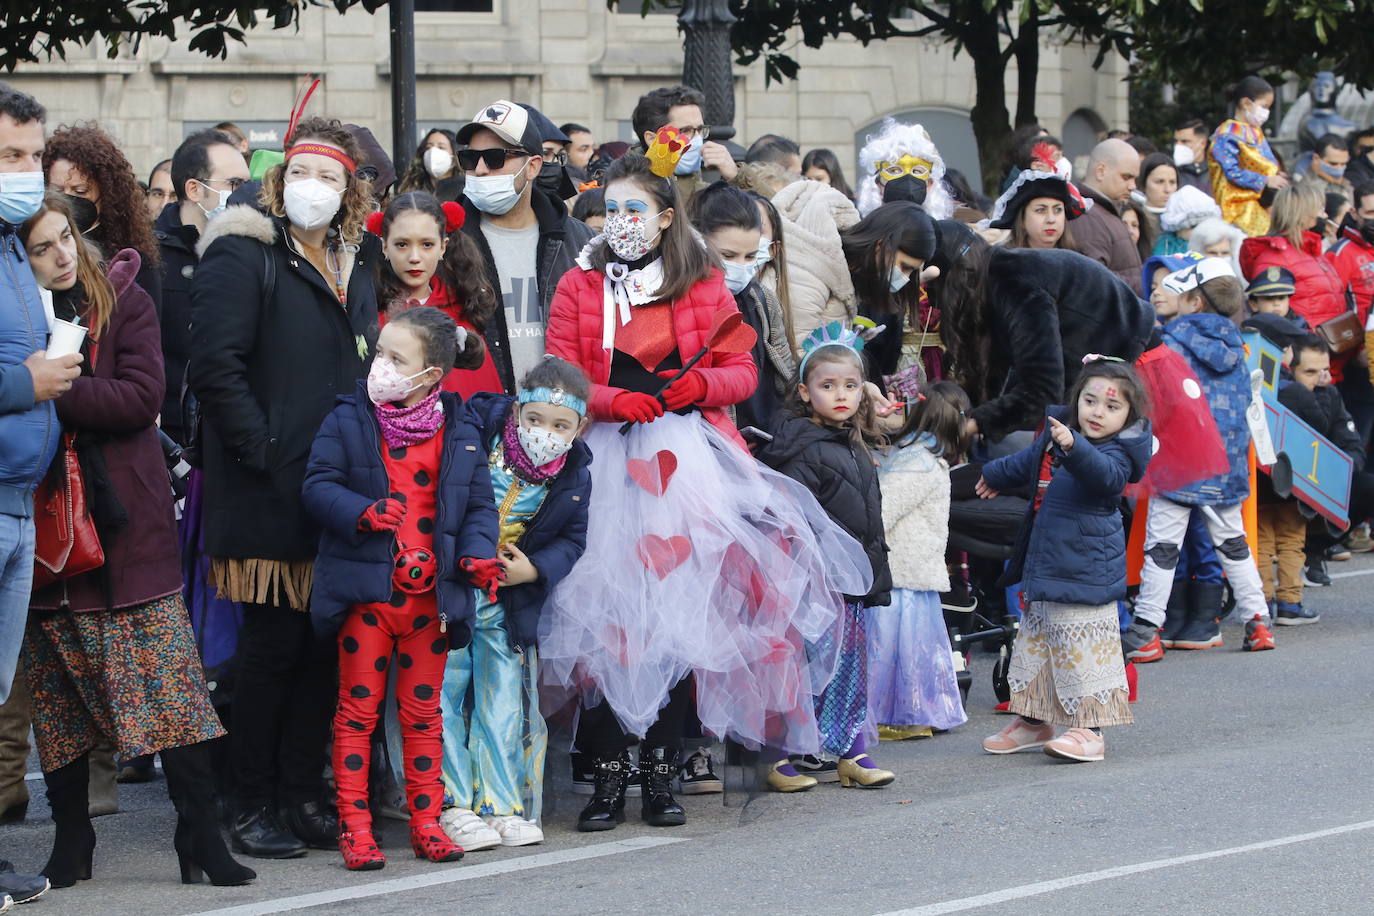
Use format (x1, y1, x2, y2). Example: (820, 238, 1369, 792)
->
(1161, 184, 1221, 233)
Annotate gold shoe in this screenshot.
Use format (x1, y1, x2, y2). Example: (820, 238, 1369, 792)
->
(877, 725, 934, 741)
(766, 761, 818, 793)
(837, 756, 895, 788)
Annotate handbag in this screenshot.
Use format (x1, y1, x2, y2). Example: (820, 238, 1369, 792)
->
(1316, 287, 1362, 355)
(32, 432, 106, 589)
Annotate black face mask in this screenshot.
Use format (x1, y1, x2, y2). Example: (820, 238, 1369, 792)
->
(63, 194, 98, 236)
(883, 174, 927, 207)
(537, 162, 577, 201)
(1310, 215, 1331, 237)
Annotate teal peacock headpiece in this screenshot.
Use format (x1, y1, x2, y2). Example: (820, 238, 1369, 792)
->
(799, 320, 867, 378)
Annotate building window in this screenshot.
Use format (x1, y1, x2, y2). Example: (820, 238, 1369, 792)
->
(414, 0, 494, 11)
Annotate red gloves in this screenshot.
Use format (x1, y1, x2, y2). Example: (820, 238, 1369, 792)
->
(611, 391, 665, 424)
(656, 370, 708, 411)
(460, 556, 506, 602)
(358, 499, 406, 532)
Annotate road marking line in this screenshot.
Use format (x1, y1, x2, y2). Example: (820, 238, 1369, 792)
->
(1328, 567, 1374, 580)
(189, 836, 686, 916)
(872, 819, 1374, 916)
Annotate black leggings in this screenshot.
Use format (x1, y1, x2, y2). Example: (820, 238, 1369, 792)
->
(577, 676, 694, 755)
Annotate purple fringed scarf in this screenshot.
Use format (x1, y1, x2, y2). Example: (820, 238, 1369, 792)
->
(501, 412, 567, 483)
(375, 387, 444, 449)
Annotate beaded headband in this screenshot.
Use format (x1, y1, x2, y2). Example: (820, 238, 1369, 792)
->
(286, 142, 358, 175)
(518, 387, 587, 417)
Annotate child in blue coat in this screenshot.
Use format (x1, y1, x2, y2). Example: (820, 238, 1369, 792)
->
(303, 307, 501, 870)
(438, 357, 592, 850)
(979, 359, 1152, 763)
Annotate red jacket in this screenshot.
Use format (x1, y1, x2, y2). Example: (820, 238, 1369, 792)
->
(546, 265, 757, 446)
(380, 278, 504, 399)
(1240, 231, 1349, 378)
(1326, 226, 1374, 322)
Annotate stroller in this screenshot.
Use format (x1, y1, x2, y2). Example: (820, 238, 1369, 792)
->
(943, 463, 1025, 708)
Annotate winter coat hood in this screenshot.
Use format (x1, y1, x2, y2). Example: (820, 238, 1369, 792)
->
(1162, 312, 1242, 375)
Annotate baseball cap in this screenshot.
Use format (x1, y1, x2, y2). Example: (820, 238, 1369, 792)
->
(1162, 257, 1236, 295)
(1242, 312, 1308, 350)
(456, 100, 543, 156)
(520, 104, 571, 145)
(1245, 266, 1297, 299)
(1140, 251, 1203, 295)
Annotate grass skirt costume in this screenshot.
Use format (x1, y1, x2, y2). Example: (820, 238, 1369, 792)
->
(1006, 600, 1133, 728)
(539, 412, 870, 754)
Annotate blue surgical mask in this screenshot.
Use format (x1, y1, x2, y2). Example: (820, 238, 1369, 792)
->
(722, 258, 762, 294)
(675, 136, 704, 176)
(195, 181, 227, 221)
(465, 172, 524, 216)
(756, 237, 773, 265)
(0, 171, 45, 225)
(889, 265, 911, 294)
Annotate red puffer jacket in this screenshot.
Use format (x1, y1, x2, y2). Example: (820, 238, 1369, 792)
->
(380, 278, 505, 399)
(1326, 226, 1374, 322)
(546, 265, 758, 447)
(1241, 231, 1349, 378)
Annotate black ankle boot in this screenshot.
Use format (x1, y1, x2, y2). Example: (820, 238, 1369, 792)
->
(576, 751, 629, 832)
(230, 806, 307, 860)
(161, 743, 256, 886)
(639, 746, 686, 827)
(279, 799, 339, 850)
(40, 752, 95, 888)
(1160, 577, 1190, 647)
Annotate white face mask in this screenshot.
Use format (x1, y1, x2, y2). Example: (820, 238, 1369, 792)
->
(722, 258, 762, 294)
(283, 178, 343, 231)
(423, 147, 453, 180)
(464, 172, 524, 216)
(1246, 103, 1271, 128)
(367, 358, 435, 406)
(603, 211, 664, 261)
(517, 424, 574, 466)
(756, 237, 773, 265)
(889, 264, 911, 294)
(1173, 143, 1196, 167)
(195, 181, 227, 221)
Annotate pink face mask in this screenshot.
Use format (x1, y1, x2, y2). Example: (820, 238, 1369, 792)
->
(367, 358, 434, 405)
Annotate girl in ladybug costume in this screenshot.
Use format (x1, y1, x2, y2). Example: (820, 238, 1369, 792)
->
(303, 307, 502, 870)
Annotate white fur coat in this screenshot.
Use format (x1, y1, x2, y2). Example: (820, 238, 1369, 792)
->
(772, 179, 860, 351)
(878, 437, 951, 593)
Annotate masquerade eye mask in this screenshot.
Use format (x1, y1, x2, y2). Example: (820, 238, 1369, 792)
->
(876, 154, 933, 182)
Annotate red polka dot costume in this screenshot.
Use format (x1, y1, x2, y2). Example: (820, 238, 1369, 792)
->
(332, 432, 452, 841)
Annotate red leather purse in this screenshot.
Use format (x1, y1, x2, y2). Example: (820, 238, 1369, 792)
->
(32, 432, 105, 590)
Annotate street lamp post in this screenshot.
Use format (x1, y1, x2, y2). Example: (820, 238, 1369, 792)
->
(679, 0, 737, 143)
(389, 0, 418, 172)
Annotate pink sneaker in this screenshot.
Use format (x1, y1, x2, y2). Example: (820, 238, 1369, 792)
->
(1043, 728, 1105, 762)
(982, 717, 1055, 754)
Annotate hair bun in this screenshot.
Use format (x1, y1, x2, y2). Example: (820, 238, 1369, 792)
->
(441, 201, 465, 234)
(364, 210, 385, 237)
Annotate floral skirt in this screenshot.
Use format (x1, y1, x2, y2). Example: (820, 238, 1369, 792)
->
(1005, 600, 1132, 729)
(24, 593, 225, 772)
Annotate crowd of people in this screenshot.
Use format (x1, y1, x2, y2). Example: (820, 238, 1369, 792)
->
(0, 65, 1368, 904)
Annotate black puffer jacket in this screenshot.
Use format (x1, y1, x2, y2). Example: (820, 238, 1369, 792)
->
(758, 411, 892, 606)
(153, 202, 199, 444)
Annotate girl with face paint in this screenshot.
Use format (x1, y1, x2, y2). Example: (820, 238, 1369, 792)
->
(542, 153, 871, 828)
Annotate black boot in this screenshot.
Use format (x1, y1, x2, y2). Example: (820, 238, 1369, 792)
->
(1174, 580, 1224, 650)
(40, 752, 95, 888)
(1160, 578, 1191, 648)
(576, 751, 629, 832)
(160, 742, 256, 886)
(639, 746, 686, 827)
(230, 806, 306, 860)
(279, 799, 339, 850)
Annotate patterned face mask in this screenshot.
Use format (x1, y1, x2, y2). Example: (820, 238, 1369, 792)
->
(516, 423, 574, 466)
(603, 210, 664, 261)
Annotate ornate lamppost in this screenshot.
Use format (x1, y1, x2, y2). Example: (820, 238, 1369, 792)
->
(679, 0, 737, 143)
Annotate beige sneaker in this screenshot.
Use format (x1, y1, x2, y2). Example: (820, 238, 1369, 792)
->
(1043, 727, 1106, 762)
(982, 717, 1055, 754)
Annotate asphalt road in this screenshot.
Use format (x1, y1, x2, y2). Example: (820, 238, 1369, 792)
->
(5, 553, 1374, 916)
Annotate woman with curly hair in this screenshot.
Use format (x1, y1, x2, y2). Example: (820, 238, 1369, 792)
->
(44, 122, 163, 310)
(393, 128, 463, 202)
(188, 116, 381, 860)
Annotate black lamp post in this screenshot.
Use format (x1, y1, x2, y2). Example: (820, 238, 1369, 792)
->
(389, 0, 418, 171)
(679, 0, 737, 143)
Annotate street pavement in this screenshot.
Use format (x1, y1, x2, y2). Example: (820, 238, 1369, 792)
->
(5, 553, 1374, 915)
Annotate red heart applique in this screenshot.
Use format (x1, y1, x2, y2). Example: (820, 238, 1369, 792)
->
(626, 450, 678, 496)
(636, 534, 692, 580)
(614, 302, 676, 372)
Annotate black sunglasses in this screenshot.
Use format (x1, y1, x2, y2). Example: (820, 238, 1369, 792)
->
(457, 147, 530, 172)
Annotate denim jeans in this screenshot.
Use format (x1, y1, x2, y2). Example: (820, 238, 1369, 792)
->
(0, 513, 34, 705)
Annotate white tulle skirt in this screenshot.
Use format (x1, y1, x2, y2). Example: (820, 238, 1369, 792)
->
(539, 412, 871, 753)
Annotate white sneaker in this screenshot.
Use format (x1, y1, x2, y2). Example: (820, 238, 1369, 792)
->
(485, 814, 544, 847)
(438, 806, 501, 851)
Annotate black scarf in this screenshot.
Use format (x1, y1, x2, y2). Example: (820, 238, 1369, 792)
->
(52, 285, 129, 609)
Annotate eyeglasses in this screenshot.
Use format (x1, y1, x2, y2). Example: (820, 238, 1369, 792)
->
(675, 125, 710, 142)
(544, 150, 569, 166)
(200, 177, 247, 192)
(457, 147, 531, 172)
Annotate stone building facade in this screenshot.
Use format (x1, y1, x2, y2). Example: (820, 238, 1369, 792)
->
(4, 1, 1128, 189)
